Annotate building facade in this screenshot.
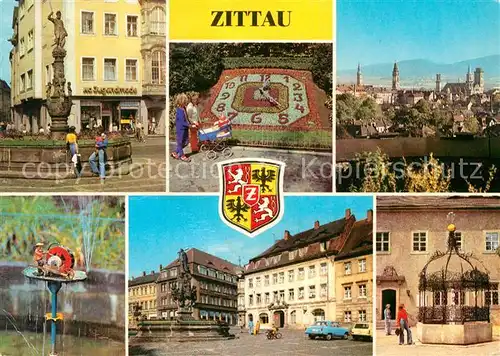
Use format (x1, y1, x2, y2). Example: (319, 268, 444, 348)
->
(243, 209, 373, 330)
(334, 217, 373, 325)
(10, 0, 165, 134)
(0, 80, 11, 122)
(128, 269, 159, 324)
(156, 248, 238, 325)
(376, 196, 500, 336)
(139, 0, 166, 134)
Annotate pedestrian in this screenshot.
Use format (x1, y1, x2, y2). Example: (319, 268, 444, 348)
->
(396, 304, 413, 345)
(384, 304, 392, 335)
(248, 319, 254, 335)
(255, 319, 261, 335)
(65, 126, 78, 156)
(89, 130, 108, 184)
(171, 93, 192, 162)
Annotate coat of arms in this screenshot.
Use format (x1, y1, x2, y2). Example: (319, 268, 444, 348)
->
(218, 158, 285, 237)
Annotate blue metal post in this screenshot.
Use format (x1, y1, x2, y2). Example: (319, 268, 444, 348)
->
(47, 281, 62, 355)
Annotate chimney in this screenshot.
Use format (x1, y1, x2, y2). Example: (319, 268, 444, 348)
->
(284, 230, 291, 240)
(314, 221, 320, 230)
(367, 209, 373, 222)
(142, 271, 146, 277)
(160, 264, 163, 270)
(345, 209, 351, 219)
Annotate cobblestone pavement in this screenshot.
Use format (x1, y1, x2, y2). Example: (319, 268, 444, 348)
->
(0, 137, 166, 192)
(376, 329, 500, 356)
(169, 142, 333, 192)
(129, 328, 372, 356)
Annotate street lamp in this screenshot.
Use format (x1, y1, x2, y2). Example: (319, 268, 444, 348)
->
(447, 212, 456, 232)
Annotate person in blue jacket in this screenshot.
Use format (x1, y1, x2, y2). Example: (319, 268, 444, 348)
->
(171, 93, 192, 162)
(89, 129, 108, 183)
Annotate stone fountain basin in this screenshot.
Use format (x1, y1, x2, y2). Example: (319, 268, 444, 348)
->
(132, 320, 235, 343)
(0, 139, 132, 179)
(416, 321, 493, 345)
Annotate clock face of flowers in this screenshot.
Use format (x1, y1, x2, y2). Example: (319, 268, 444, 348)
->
(204, 69, 318, 129)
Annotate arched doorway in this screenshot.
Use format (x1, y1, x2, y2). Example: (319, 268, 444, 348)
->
(273, 310, 285, 327)
(248, 313, 253, 322)
(381, 289, 396, 320)
(312, 309, 326, 322)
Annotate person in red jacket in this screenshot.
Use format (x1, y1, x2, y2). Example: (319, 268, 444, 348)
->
(396, 304, 413, 345)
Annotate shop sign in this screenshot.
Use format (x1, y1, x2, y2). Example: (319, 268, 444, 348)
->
(119, 101, 140, 109)
(82, 86, 138, 96)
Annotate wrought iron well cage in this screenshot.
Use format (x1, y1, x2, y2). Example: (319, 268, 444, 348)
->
(418, 216, 491, 324)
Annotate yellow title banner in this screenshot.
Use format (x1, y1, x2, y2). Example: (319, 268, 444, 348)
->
(170, 0, 333, 41)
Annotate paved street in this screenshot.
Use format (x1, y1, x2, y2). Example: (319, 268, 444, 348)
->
(376, 330, 500, 356)
(169, 142, 333, 192)
(0, 136, 166, 192)
(130, 328, 372, 356)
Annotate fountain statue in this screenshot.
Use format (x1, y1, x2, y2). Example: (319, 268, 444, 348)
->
(45, 10, 73, 140)
(132, 248, 235, 343)
(23, 241, 87, 356)
(170, 249, 198, 320)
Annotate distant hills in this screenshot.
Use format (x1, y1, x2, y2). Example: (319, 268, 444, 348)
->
(337, 55, 500, 89)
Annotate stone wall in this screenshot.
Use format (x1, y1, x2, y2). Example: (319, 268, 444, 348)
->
(0, 140, 132, 178)
(0, 262, 125, 341)
(337, 137, 500, 162)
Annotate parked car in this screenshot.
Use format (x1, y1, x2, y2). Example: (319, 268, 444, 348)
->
(305, 321, 350, 340)
(350, 322, 372, 341)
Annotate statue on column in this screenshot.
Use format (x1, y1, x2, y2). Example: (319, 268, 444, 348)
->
(48, 11, 67, 49)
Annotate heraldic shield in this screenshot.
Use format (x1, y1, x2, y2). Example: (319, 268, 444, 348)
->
(218, 158, 285, 237)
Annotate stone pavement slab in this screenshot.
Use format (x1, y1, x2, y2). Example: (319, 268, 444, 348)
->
(169, 143, 333, 192)
(130, 329, 372, 356)
(376, 329, 500, 356)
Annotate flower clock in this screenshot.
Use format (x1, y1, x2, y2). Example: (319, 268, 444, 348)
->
(201, 68, 322, 130)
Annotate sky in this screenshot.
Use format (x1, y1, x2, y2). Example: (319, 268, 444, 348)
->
(0, 0, 15, 82)
(337, 0, 500, 70)
(128, 195, 373, 278)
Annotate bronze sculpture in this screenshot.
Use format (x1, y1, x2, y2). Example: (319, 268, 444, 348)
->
(48, 11, 68, 49)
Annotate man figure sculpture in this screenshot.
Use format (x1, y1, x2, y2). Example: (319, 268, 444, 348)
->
(178, 249, 189, 274)
(48, 11, 67, 49)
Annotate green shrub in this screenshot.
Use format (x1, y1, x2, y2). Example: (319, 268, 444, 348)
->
(222, 57, 313, 70)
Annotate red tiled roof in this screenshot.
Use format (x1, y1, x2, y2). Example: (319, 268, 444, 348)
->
(163, 248, 239, 274)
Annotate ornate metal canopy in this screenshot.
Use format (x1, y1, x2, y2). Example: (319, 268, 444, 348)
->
(418, 213, 491, 324)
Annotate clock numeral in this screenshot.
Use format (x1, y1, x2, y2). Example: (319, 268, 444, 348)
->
(251, 113, 262, 124)
(295, 103, 305, 114)
(293, 83, 302, 91)
(220, 92, 230, 100)
(239, 75, 248, 82)
(260, 74, 271, 82)
(278, 113, 289, 125)
(293, 93, 303, 102)
(224, 82, 235, 89)
(283, 75, 289, 83)
(216, 103, 226, 112)
(227, 112, 238, 120)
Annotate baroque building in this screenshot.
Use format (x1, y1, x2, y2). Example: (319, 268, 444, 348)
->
(334, 215, 373, 324)
(139, 0, 166, 134)
(156, 248, 239, 325)
(376, 196, 500, 336)
(128, 269, 160, 324)
(9, 0, 165, 133)
(0, 80, 11, 122)
(243, 209, 373, 330)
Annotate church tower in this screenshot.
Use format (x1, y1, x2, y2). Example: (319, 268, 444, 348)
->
(466, 65, 473, 94)
(356, 63, 363, 86)
(474, 67, 484, 94)
(392, 61, 400, 90)
(436, 74, 441, 92)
